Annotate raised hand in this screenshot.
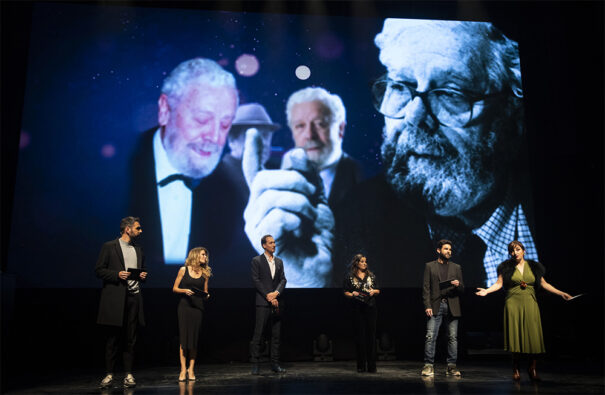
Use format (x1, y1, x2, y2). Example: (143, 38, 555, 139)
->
(243, 128, 334, 287)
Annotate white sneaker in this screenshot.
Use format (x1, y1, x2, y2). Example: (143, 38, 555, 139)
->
(123, 373, 136, 388)
(421, 364, 434, 376)
(446, 364, 461, 376)
(99, 374, 113, 388)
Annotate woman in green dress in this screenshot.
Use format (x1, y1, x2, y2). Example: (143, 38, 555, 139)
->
(476, 241, 571, 381)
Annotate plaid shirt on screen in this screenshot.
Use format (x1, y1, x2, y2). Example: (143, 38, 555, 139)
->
(428, 195, 538, 287)
(473, 203, 538, 286)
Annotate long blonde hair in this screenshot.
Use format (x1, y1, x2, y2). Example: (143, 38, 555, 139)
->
(185, 247, 212, 279)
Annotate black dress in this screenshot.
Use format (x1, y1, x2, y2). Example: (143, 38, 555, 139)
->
(177, 267, 206, 351)
(343, 272, 379, 371)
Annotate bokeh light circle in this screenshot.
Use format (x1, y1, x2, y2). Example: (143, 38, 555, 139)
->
(295, 65, 311, 80)
(235, 54, 260, 77)
(101, 144, 116, 158)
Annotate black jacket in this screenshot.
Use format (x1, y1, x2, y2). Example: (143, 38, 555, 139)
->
(327, 153, 363, 209)
(128, 128, 256, 287)
(251, 254, 287, 306)
(333, 175, 435, 287)
(422, 260, 464, 317)
(95, 238, 146, 326)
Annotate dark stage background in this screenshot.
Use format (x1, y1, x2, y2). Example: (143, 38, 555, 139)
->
(1, 0, 603, 391)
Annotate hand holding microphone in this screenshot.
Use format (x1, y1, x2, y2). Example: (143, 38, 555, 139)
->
(242, 128, 335, 287)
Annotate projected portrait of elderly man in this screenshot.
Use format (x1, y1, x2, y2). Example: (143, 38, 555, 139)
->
(242, 87, 361, 287)
(286, 87, 362, 208)
(334, 19, 537, 287)
(129, 58, 255, 286)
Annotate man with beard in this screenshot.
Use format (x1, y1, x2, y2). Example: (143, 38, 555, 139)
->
(129, 58, 256, 286)
(241, 19, 536, 287)
(241, 87, 361, 287)
(286, 87, 362, 208)
(421, 240, 464, 377)
(333, 18, 536, 287)
(95, 217, 147, 388)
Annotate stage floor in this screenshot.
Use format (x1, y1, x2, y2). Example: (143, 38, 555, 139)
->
(5, 359, 604, 394)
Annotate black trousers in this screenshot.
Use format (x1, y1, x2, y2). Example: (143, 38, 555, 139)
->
(352, 303, 377, 370)
(104, 292, 141, 373)
(251, 306, 281, 363)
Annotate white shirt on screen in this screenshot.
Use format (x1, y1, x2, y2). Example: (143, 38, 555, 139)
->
(153, 128, 192, 264)
(319, 156, 339, 199)
(264, 252, 276, 279)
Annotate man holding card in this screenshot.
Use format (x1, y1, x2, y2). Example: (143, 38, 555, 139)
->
(421, 239, 464, 377)
(95, 216, 147, 389)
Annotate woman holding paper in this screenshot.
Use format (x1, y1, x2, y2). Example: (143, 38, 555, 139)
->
(172, 247, 212, 382)
(476, 241, 571, 381)
(343, 254, 381, 373)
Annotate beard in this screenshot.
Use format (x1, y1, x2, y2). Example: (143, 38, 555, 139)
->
(164, 130, 221, 179)
(126, 230, 140, 245)
(303, 141, 331, 167)
(381, 123, 498, 217)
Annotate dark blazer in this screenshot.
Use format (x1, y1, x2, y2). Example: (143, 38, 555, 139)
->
(327, 153, 363, 209)
(220, 154, 250, 205)
(251, 254, 287, 307)
(332, 175, 435, 287)
(128, 128, 256, 287)
(332, 175, 529, 287)
(95, 238, 146, 327)
(422, 260, 464, 317)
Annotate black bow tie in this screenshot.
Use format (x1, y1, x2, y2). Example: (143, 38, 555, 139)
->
(158, 174, 201, 191)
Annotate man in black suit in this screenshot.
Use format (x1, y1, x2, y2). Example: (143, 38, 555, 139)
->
(128, 57, 256, 287)
(250, 234, 287, 374)
(421, 240, 464, 377)
(95, 216, 147, 389)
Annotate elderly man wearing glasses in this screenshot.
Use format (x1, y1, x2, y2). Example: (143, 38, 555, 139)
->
(333, 18, 536, 287)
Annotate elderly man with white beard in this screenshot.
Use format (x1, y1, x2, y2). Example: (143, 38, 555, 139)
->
(242, 19, 537, 287)
(242, 87, 361, 288)
(130, 58, 257, 287)
(333, 19, 537, 287)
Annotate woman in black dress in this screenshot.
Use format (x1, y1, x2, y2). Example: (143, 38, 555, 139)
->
(172, 247, 211, 381)
(343, 254, 381, 373)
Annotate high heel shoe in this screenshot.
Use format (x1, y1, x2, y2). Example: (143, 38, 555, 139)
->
(528, 358, 541, 381)
(512, 353, 521, 381)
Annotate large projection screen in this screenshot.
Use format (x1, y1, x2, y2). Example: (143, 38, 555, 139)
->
(8, 3, 536, 288)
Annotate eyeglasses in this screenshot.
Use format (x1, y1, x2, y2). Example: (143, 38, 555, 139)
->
(134, 227, 142, 230)
(371, 77, 505, 128)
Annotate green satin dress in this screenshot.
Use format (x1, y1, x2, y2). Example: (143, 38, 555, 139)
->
(503, 265, 546, 353)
